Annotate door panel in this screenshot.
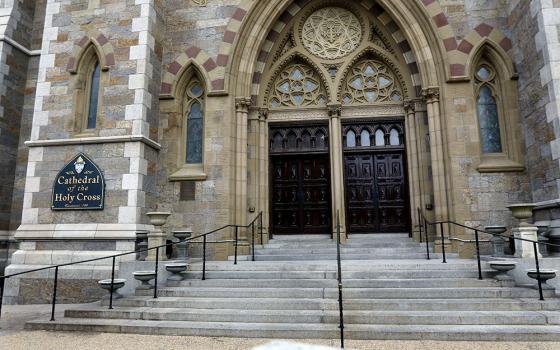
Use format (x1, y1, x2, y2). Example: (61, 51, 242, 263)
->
(343, 121, 409, 234)
(271, 155, 331, 234)
(269, 124, 331, 235)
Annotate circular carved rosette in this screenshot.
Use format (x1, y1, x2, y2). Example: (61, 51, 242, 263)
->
(301, 7, 362, 60)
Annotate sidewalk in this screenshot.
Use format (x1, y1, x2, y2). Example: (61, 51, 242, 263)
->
(1, 304, 559, 350)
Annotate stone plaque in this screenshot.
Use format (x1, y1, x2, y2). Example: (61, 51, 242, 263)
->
(51, 153, 105, 210)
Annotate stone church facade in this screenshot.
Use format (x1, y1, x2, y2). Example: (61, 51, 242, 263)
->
(0, 0, 560, 302)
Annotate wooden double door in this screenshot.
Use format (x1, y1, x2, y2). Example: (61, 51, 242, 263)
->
(268, 121, 409, 235)
(343, 121, 409, 234)
(270, 125, 331, 235)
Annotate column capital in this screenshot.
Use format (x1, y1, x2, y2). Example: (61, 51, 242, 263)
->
(421, 87, 440, 104)
(235, 97, 252, 112)
(403, 100, 416, 115)
(328, 103, 342, 118)
(258, 108, 269, 121)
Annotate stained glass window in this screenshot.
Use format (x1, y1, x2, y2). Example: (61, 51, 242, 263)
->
(185, 79, 205, 164)
(475, 64, 503, 154)
(87, 62, 100, 129)
(342, 59, 403, 105)
(477, 86, 502, 153)
(269, 63, 327, 108)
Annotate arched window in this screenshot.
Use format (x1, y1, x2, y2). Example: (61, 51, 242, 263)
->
(375, 129, 385, 146)
(360, 130, 371, 147)
(468, 45, 524, 173)
(86, 61, 101, 129)
(346, 130, 356, 148)
(389, 128, 400, 146)
(185, 79, 205, 164)
(73, 44, 104, 134)
(475, 65, 502, 153)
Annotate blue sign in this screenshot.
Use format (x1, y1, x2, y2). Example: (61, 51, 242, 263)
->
(51, 153, 105, 210)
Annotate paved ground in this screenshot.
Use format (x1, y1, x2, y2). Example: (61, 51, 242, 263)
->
(1, 305, 560, 350)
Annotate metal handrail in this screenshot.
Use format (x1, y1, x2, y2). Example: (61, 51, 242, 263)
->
(335, 211, 345, 349)
(417, 208, 560, 301)
(0, 212, 263, 321)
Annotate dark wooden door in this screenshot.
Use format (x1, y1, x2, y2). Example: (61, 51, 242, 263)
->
(269, 124, 331, 235)
(343, 121, 408, 233)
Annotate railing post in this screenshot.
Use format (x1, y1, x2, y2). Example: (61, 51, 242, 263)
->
(234, 226, 239, 265)
(50, 266, 58, 321)
(153, 247, 159, 299)
(202, 235, 207, 281)
(260, 213, 264, 245)
(424, 218, 430, 260)
(336, 210, 344, 350)
(109, 256, 116, 310)
(0, 276, 5, 321)
(474, 229, 483, 280)
(417, 208, 423, 243)
(440, 222, 447, 263)
(251, 221, 256, 262)
(533, 242, 544, 301)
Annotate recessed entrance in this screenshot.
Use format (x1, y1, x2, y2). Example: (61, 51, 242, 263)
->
(343, 121, 409, 234)
(269, 124, 332, 235)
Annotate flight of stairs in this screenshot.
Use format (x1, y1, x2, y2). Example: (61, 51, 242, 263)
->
(27, 234, 560, 340)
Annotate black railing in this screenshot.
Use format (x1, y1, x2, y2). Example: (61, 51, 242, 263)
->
(335, 211, 345, 349)
(417, 208, 560, 301)
(0, 212, 263, 321)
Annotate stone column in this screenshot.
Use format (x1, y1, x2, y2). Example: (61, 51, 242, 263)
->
(234, 97, 251, 238)
(422, 87, 448, 222)
(404, 100, 421, 240)
(328, 104, 347, 242)
(257, 108, 269, 243)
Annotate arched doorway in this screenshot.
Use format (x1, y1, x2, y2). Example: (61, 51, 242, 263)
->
(227, 0, 448, 241)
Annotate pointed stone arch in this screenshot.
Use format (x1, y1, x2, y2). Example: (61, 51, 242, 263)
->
(262, 49, 334, 107)
(451, 24, 515, 79)
(67, 31, 115, 74)
(261, 50, 331, 108)
(335, 45, 414, 103)
(160, 46, 221, 98)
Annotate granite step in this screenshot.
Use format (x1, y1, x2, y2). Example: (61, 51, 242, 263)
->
(167, 278, 502, 289)
(63, 307, 560, 326)
(106, 296, 560, 312)
(181, 269, 495, 280)
(144, 286, 553, 299)
(25, 318, 560, 340)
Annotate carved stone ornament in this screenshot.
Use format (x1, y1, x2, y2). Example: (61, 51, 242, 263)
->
(301, 7, 362, 60)
(192, 0, 208, 6)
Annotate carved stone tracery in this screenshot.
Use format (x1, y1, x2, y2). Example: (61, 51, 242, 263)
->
(301, 7, 362, 60)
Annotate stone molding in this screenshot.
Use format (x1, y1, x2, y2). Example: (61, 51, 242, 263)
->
(15, 223, 154, 240)
(24, 135, 162, 151)
(0, 35, 40, 56)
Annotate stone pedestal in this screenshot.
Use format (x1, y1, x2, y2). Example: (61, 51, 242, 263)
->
(513, 226, 541, 258)
(147, 230, 167, 261)
(146, 212, 171, 261)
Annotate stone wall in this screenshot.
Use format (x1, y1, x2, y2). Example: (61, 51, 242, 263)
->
(0, 0, 41, 232)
